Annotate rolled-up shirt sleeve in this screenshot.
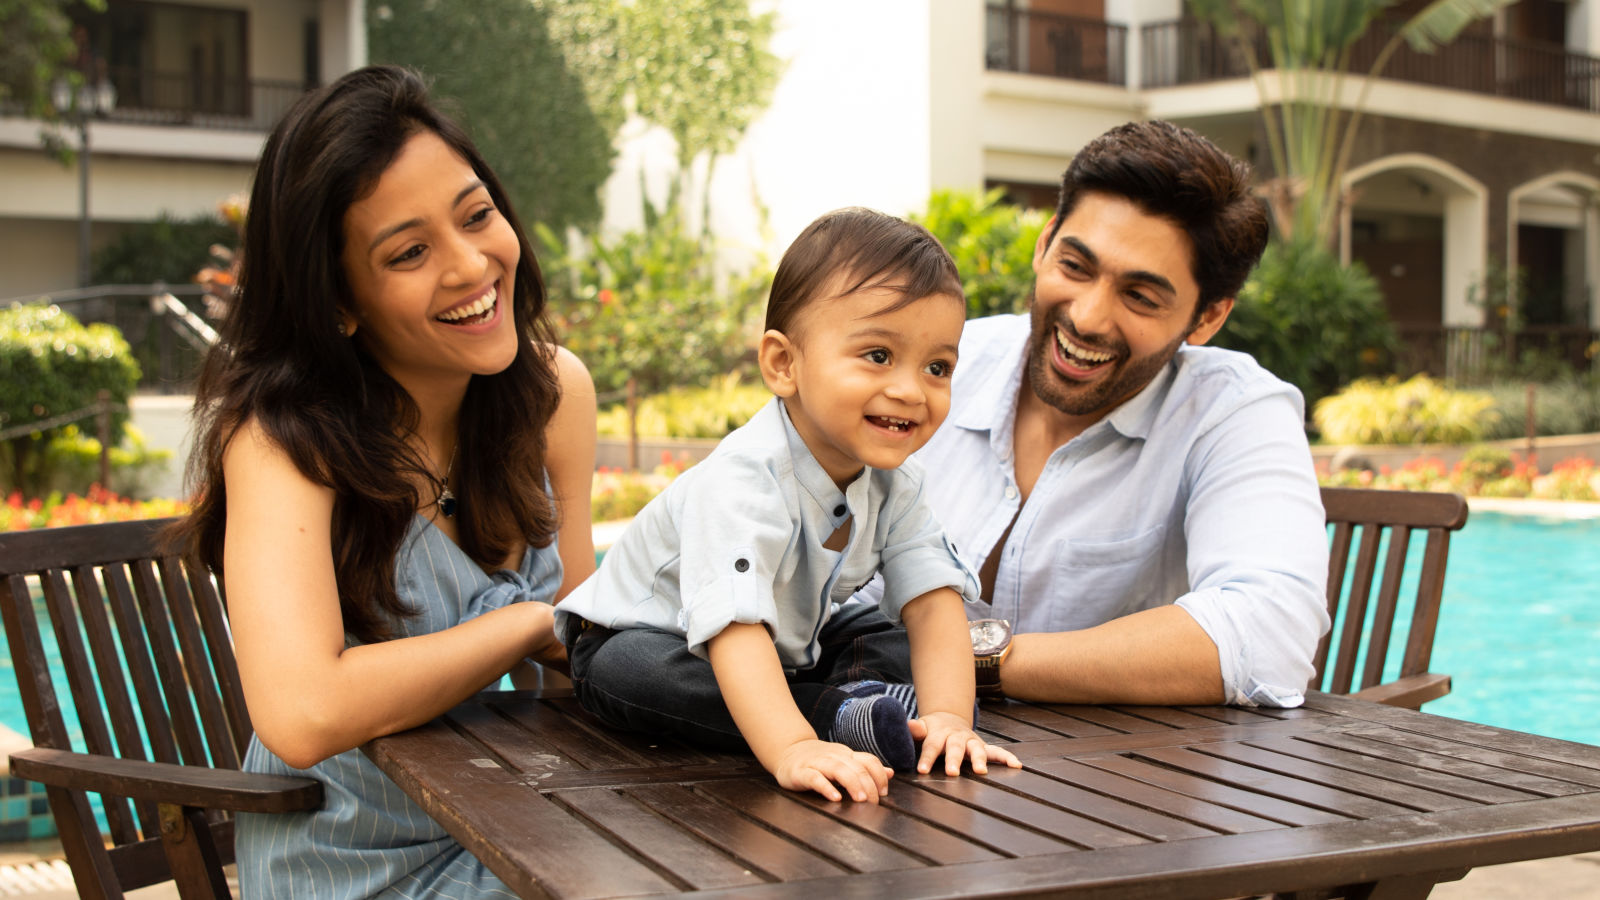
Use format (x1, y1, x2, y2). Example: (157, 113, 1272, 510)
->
(1175, 389, 1330, 707)
(873, 463, 983, 617)
(676, 457, 796, 659)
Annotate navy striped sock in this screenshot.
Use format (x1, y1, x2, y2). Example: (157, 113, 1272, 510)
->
(830, 694, 915, 770)
(882, 682, 918, 719)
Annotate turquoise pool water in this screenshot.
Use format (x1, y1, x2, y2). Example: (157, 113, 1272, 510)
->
(3, 511, 1596, 748)
(1415, 511, 1600, 746)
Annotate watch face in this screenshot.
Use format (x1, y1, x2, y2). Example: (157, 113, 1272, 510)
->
(970, 618, 1011, 655)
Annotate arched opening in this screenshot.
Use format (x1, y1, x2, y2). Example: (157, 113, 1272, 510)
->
(1509, 172, 1599, 339)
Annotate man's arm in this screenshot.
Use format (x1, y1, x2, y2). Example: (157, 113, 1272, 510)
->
(995, 605, 1223, 704)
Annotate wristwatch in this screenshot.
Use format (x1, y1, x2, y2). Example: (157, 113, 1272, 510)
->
(970, 618, 1013, 697)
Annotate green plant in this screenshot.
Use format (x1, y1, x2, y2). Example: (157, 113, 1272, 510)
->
(596, 374, 768, 439)
(539, 191, 769, 400)
(1214, 237, 1397, 411)
(0, 0, 107, 155)
(1189, 0, 1512, 242)
(370, 0, 616, 232)
(590, 455, 692, 522)
(910, 188, 1048, 318)
(1313, 374, 1496, 445)
(1479, 376, 1600, 440)
(90, 213, 238, 286)
(0, 303, 140, 495)
(42, 422, 173, 499)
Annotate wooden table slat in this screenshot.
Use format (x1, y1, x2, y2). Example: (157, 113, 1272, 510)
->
(979, 703, 1122, 738)
(1247, 734, 1550, 804)
(1077, 752, 1350, 827)
(364, 720, 679, 899)
(1332, 725, 1600, 790)
(626, 783, 849, 883)
(476, 695, 652, 771)
(1133, 745, 1418, 819)
(552, 787, 767, 892)
(787, 790, 1007, 866)
(1203, 741, 1483, 812)
(1107, 705, 1235, 730)
(907, 771, 1153, 850)
(963, 767, 1222, 842)
(879, 780, 1076, 857)
(693, 780, 930, 873)
(1029, 757, 1287, 835)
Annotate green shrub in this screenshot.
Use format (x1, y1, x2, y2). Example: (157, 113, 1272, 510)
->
(0, 304, 141, 495)
(596, 374, 768, 439)
(1478, 376, 1600, 440)
(539, 192, 769, 399)
(42, 423, 173, 499)
(910, 188, 1048, 319)
(1214, 238, 1397, 412)
(91, 213, 237, 286)
(1313, 375, 1497, 445)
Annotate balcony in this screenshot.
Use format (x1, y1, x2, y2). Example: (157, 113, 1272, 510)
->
(1141, 19, 1600, 115)
(95, 66, 311, 132)
(985, 4, 1127, 86)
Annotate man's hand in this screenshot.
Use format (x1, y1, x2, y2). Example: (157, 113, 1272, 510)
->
(909, 711, 1022, 775)
(772, 738, 894, 803)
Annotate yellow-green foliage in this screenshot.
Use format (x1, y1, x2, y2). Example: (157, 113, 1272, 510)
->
(597, 374, 769, 439)
(1313, 375, 1498, 445)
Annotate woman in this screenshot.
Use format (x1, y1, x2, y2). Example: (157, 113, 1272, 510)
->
(178, 65, 596, 898)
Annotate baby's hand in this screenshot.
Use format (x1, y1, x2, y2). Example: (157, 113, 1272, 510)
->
(772, 739, 893, 803)
(909, 711, 1023, 776)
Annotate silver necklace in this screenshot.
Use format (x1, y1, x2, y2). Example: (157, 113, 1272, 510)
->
(435, 446, 458, 518)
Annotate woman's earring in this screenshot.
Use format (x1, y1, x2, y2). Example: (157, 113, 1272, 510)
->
(336, 320, 348, 337)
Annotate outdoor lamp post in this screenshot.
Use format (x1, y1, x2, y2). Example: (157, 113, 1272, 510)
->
(50, 75, 117, 288)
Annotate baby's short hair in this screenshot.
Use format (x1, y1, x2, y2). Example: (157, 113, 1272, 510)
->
(764, 207, 964, 337)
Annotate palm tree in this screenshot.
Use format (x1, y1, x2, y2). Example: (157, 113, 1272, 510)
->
(1188, 0, 1514, 245)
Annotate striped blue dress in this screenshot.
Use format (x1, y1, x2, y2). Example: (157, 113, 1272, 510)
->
(234, 515, 563, 899)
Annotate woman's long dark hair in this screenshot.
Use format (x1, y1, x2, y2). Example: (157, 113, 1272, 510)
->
(176, 65, 562, 643)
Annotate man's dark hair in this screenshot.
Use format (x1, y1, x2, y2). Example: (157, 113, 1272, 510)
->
(765, 207, 963, 337)
(1052, 120, 1268, 314)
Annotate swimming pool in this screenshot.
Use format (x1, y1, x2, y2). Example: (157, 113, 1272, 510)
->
(2, 510, 1596, 748)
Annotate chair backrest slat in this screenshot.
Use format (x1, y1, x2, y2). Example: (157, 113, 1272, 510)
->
(127, 558, 212, 768)
(187, 569, 253, 755)
(66, 563, 158, 844)
(158, 557, 240, 770)
(1359, 524, 1412, 691)
(103, 562, 184, 767)
(1315, 488, 1469, 698)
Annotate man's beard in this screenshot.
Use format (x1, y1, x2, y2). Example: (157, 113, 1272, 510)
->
(1024, 293, 1186, 418)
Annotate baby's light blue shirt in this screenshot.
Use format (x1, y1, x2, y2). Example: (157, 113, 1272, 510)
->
(556, 398, 980, 669)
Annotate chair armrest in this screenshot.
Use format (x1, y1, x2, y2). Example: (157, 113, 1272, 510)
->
(10, 748, 322, 814)
(1350, 673, 1451, 710)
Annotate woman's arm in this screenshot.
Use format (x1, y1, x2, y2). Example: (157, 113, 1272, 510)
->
(544, 345, 597, 603)
(222, 419, 563, 769)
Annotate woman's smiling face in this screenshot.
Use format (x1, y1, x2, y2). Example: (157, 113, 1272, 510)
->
(339, 129, 522, 400)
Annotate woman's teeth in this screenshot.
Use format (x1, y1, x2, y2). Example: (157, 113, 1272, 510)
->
(1055, 327, 1114, 365)
(438, 286, 497, 323)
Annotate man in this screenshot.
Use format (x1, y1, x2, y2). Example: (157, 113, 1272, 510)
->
(877, 120, 1329, 708)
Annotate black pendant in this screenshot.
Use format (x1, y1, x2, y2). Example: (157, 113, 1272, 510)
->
(438, 489, 458, 518)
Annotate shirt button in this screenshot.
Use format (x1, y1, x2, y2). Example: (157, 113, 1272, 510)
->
(1004, 486, 1018, 499)
(833, 504, 846, 517)
(734, 558, 749, 572)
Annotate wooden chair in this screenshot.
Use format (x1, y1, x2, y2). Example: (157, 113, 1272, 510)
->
(1314, 487, 1470, 710)
(0, 518, 322, 899)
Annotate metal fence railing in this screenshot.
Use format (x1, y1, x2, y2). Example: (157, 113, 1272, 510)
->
(1141, 18, 1600, 113)
(2, 285, 218, 394)
(985, 4, 1128, 86)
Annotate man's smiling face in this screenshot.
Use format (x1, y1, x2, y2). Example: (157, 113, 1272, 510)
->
(1024, 190, 1231, 422)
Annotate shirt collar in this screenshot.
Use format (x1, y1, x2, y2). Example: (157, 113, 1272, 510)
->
(775, 399, 853, 526)
(1100, 352, 1181, 441)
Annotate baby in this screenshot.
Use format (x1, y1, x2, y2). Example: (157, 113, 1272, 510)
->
(557, 207, 1019, 803)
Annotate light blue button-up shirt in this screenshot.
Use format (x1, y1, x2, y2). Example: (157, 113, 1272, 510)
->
(860, 315, 1329, 707)
(557, 399, 980, 669)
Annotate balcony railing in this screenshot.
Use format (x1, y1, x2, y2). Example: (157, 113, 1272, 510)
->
(98, 66, 312, 131)
(1394, 323, 1598, 380)
(1142, 19, 1600, 114)
(985, 4, 1127, 86)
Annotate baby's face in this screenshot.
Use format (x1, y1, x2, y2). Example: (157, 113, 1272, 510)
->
(779, 288, 965, 486)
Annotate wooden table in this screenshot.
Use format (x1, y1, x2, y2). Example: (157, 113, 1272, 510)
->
(363, 690, 1600, 899)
